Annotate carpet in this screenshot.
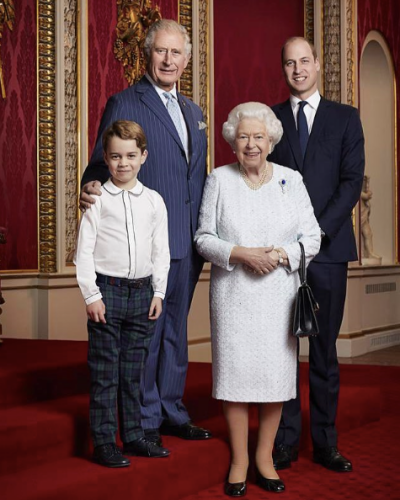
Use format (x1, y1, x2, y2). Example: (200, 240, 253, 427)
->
(0, 339, 397, 500)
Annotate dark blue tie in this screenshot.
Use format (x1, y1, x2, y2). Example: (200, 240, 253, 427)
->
(297, 101, 309, 158)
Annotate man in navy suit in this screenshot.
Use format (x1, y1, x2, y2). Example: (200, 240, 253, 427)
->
(269, 37, 365, 472)
(80, 19, 211, 455)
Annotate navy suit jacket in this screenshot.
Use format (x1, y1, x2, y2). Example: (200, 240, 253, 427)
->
(82, 77, 207, 260)
(269, 97, 365, 263)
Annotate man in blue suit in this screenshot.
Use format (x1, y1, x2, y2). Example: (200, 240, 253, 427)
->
(80, 19, 211, 455)
(269, 37, 365, 472)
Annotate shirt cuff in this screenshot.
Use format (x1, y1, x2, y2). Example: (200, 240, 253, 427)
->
(85, 292, 102, 306)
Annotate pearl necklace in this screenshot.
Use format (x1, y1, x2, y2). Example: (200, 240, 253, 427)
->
(239, 163, 269, 190)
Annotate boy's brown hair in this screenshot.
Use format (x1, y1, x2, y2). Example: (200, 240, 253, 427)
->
(102, 120, 147, 153)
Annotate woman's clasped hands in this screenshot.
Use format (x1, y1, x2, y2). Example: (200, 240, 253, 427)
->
(230, 245, 288, 275)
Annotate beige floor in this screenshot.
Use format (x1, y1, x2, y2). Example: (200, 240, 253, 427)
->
(300, 344, 400, 366)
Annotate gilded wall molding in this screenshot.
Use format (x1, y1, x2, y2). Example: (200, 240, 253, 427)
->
(38, 0, 57, 273)
(178, 0, 193, 99)
(197, 0, 210, 173)
(64, 0, 79, 264)
(323, 0, 341, 103)
(345, 0, 355, 106)
(197, 0, 209, 123)
(304, 0, 314, 43)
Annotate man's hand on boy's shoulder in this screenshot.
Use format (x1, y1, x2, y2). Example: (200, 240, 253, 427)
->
(80, 180, 102, 212)
(86, 299, 106, 324)
(149, 297, 162, 321)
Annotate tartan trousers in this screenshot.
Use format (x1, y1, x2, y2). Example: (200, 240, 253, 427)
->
(87, 276, 156, 447)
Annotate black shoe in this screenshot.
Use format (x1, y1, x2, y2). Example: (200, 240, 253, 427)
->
(161, 421, 212, 440)
(92, 443, 130, 468)
(255, 468, 285, 493)
(224, 480, 247, 497)
(144, 428, 163, 447)
(313, 447, 353, 472)
(273, 444, 299, 470)
(123, 437, 170, 458)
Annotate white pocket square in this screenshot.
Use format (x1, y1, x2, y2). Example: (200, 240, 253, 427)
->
(198, 121, 207, 130)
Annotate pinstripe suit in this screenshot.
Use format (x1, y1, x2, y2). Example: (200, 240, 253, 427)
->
(82, 76, 207, 429)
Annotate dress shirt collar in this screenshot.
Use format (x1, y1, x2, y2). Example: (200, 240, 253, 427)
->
(145, 73, 178, 100)
(290, 90, 321, 112)
(103, 178, 144, 195)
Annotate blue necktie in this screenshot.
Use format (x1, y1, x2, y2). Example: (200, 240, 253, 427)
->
(297, 101, 309, 158)
(163, 92, 185, 146)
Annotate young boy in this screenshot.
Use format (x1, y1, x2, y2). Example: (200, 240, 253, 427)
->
(75, 120, 170, 468)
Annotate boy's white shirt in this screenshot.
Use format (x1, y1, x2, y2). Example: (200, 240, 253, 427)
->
(74, 178, 170, 305)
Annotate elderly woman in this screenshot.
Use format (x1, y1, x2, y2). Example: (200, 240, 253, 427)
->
(195, 102, 321, 496)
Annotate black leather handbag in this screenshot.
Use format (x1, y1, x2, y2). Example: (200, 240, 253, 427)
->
(292, 242, 319, 338)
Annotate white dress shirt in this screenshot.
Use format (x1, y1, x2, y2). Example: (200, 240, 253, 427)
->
(290, 90, 321, 134)
(145, 73, 189, 161)
(75, 179, 170, 305)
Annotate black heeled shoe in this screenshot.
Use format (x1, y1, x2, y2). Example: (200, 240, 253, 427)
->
(224, 480, 247, 497)
(255, 468, 285, 493)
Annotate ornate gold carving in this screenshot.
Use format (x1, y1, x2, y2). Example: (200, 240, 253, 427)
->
(65, 0, 79, 264)
(0, 0, 15, 98)
(198, 0, 208, 121)
(178, 0, 193, 99)
(114, 0, 161, 86)
(346, 0, 355, 106)
(323, 0, 341, 103)
(197, 0, 210, 172)
(304, 0, 314, 44)
(38, 0, 57, 273)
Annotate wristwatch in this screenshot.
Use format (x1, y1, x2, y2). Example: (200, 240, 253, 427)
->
(276, 249, 284, 265)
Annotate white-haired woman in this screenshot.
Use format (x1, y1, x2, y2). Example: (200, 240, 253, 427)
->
(195, 102, 321, 497)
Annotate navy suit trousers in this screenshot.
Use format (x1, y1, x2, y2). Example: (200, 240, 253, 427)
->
(276, 261, 348, 449)
(140, 247, 203, 429)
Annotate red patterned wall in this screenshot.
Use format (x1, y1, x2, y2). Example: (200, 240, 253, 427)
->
(88, 0, 178, 155)
(358, 0, 400, 258)
(213, 0, 304, 167)
(0, 0, 37, 271)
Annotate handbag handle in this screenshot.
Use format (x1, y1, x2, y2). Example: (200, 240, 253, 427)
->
(298, 241, 319, 312)
(298, 241, 306, 285)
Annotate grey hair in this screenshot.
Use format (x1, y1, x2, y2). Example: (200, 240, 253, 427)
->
(222, 102, 283, 152)
(144, 19, 192, 59)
